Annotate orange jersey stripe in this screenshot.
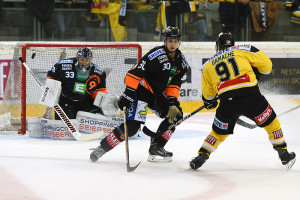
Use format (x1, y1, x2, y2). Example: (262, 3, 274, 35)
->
(165, 85, 180, 98)
(91, 88, 107, 99)
(46, 76, 56, 79)
(139, 78, 154, 94)
(125, 73, 141, 90)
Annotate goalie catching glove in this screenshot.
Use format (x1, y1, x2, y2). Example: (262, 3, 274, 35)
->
(166, 97, 183, 124)
(93, 92, 120, 116)
(118, 87, 135, 110)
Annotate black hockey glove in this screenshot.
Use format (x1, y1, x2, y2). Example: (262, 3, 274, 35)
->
(118, 87, 135, 111)
(252, 67, 263, 81)
(203, 96, 218, 110)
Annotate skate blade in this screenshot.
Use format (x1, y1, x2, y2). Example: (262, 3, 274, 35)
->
(147, 154, 172, 162)
(285, 157, 296, 171)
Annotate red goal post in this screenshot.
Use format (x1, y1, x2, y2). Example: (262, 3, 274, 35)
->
(0, 43, 142, 135)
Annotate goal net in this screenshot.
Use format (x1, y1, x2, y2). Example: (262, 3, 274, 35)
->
(0, 43, 142, 134)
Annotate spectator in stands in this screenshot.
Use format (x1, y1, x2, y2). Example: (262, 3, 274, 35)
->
(155, 0, 208, 41)
(218, 0, 251, 40)
(130, 0, 158, 41)
(57, 0, 77, 40)
(90, 0, 127, 41)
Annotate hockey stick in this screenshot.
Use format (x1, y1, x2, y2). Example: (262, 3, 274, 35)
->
(143, 105, 206, 138)
(236, 118, 257, 129)
(236, 104, 300, 129)
(19, 57, 103, 141)
(123, 107, 141, 172)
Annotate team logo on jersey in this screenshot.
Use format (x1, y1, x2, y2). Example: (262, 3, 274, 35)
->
(62, 64, 72, 70)
(213, 116, 228, 130)
(158, 55, 168, 63)
(255, 105, 273, 125)
(74, 82, 86, 94)
(138, 60, 146, 70)
(148, 48, 165, 60)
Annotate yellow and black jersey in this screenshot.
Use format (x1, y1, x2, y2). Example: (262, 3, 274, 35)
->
(125, 45, 189, 99)
(201, 44, 272, 100)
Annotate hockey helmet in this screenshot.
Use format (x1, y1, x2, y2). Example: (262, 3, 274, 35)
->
(76, 47, 92, 70)
(215, 32, 235, 52)
(77, 47, 93, 59)
(163, 26, 182, 41)
(76, 47, 92, 81)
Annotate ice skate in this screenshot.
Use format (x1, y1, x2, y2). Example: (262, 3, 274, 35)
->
(147, 142, 173, 162)
(190, 152, 209, 170)
(90, 145, 106, 162)
(274, 146, 296, 171)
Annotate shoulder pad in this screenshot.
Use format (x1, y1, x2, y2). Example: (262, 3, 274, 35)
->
(181, 54, 190, 69)
(201, 59, 210, 73)
(93, 64, 104, 75)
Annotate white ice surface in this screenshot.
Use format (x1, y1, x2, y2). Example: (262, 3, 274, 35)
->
(0, 96, 300, 200)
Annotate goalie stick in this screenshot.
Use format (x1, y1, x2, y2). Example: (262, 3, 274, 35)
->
(236, 104, 300, 129)
(143, 105, 206, 138)
(19, 57, 103, 141)
(124, 107, 141, 172)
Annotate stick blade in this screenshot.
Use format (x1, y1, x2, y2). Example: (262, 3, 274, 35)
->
(127, 162, 141, 172)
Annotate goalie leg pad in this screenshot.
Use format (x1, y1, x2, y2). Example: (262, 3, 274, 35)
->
(39, 79, 61, 108)
(93, 92, 120, 116)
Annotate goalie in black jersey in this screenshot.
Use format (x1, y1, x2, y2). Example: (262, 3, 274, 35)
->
(190, 32, 296, 171)
(45, 47, 109, 119)
(90, 26, 190, 163)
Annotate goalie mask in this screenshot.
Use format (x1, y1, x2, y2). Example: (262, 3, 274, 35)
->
(76, 47, 92, 81)
(215, 32, 235, 52)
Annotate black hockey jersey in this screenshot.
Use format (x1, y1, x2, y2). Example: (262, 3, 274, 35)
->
(125, 45, 189, 99)
(46, 58, 107, 102)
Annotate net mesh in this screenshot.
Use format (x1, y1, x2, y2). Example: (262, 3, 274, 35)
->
(0, 43, 141, 132)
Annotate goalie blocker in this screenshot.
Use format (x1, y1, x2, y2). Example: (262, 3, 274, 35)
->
(39, 78, 62, 108)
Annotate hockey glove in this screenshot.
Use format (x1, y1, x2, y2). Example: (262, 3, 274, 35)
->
(118, 87, 135, 111)
(166, 106, 183, 124)
(203, 96, 218, 110)
(166, 97, 183, 124)
(168, 96, 180, 107)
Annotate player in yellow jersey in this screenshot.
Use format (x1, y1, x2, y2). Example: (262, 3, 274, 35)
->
(190, 32, 296, 171)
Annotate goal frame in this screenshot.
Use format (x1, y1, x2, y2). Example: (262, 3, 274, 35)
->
(19, 43, 142, 135)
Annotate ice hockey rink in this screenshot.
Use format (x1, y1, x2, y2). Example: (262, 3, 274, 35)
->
(0, 95, 299, 200)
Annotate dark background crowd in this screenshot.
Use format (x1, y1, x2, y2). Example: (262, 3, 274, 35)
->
(0, 0, 299, 42)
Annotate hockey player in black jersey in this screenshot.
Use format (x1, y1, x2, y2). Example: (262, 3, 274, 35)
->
(190, 32, 296, 171)
(90, 26, 190, 163)
(46, 47, 108, 119)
